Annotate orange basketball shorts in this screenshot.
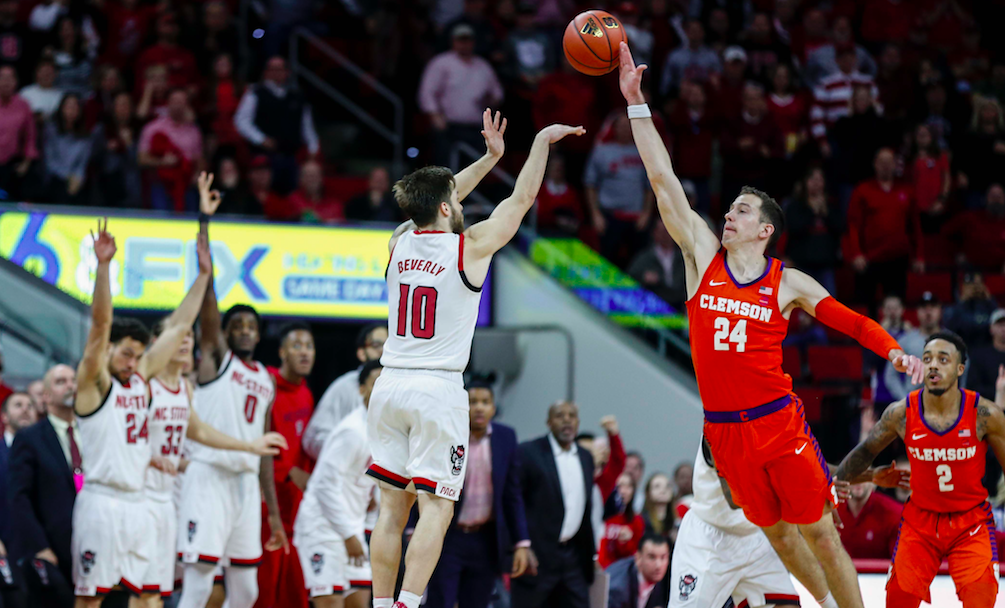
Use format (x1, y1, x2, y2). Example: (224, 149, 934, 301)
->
(888, 501, 998, 604)
(703, 394, 836, 528)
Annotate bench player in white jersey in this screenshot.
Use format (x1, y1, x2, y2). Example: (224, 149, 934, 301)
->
(366, 110, 585, 608)
(175, 174, 285, 608)
(294, 360, 383, 608)
(670, 437, 909, 608)
(72, 219, 213, 607)
(141, 319, 287, 606)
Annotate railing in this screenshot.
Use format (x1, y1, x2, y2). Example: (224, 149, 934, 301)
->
(288, 26, 405, 176)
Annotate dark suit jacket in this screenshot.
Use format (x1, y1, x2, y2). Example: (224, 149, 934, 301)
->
(518, 434, 595, 583)
(606, 556, 670, 608)
(450, 422, 530, 572)
(0, 437, 10, 546)
(7, 417, 77, 582)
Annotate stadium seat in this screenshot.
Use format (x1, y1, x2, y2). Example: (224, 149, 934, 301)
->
(807, 345, 864, 382)
(906, 272, 953, 305)
(985, 274, 1005, 303)
(921, 234, 955, 269)
(782, 346, 802, 381)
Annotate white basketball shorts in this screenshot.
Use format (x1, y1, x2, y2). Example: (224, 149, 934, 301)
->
(71, 486, 153, 597)
(365, 368, 469, 501)
(176, 461, 262, 566)
(669, 511, 799, 608)
(295, 533, 372, 598)
(142, 498, 176, 598)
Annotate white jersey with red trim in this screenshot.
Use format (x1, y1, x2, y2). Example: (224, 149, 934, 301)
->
(381, 230, 482, 372)
(145, 377, 191, 501)
(76, 373, 151, 492)
(188, 351, 274, 474)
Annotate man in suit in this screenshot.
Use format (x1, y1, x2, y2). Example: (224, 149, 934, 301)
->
(607, 534, 671, 608)
(512, 401, 596, 608)
(425, 380, 536, 608)
(2, 391, 36, 608)
(7, 364, 79, 607)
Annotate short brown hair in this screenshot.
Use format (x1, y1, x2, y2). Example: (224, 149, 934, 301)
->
(393, 166, 455, 227)
(740, 185, 784, 247)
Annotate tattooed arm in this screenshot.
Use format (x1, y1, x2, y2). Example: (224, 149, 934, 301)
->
(836, 401, 907, 482)
(978, 398, 1005, 471)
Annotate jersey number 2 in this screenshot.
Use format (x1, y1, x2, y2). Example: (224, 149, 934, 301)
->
(937, 464, 954, 492)
(713, 317, 747, 352)
(397, 284, 437, 340)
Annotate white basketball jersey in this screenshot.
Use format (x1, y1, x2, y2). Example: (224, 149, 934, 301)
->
(381, 231, 482, 372)
(688, 438, 759, 536)
(188, 351, 274, 474)
(145, 377, 191, 500)
(76, 373, 150, 492)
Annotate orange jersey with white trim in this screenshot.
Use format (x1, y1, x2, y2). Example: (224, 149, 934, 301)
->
(904, 388, 987, 514)
(685, 249, 792, 413)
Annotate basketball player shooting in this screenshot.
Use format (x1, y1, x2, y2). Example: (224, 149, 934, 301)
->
(616, 41, 923, 608)
(836, 332, 1005, 608)
(365, 112, 584, 608)
(72, 219, 213, 607)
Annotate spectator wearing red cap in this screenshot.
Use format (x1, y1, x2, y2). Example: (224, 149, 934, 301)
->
(836, 482, 903, 559)
(138, 88, 204, 211)
(288, 159, 344, 223)
(134, 12, 200, 99)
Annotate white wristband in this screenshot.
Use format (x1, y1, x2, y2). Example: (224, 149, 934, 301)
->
(627, 103, 651, 119)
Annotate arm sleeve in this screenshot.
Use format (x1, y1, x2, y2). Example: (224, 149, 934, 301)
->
(813, 296, 902, 359)
(233, 89, 265, 145)
(7, 438, 49, 557)
(595, 433, 626, 499)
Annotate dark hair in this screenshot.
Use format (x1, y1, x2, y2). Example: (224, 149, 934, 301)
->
(576, 432, 596, 442)
(620, 474, 638, 521)
(55, 93, 87, 137)
(925, 330, 968, 366)
(110, 317, 151, 346)
(392, 166, 455, 227)
(467, 376, 494, 397)
(359, 359, 383, 386)
(740, 185, 785, 247)
(278, 321, 312, 345)
(222, 304, 261, 331)
(638, 532, 670, 552)
(626, 450, 645, 468)
(911, 123, 941, 158)
(355, 322, 386, 350)
(35, 57, 55, 72)
(2, 391, 29, 413)
(54, 16, 86, 61)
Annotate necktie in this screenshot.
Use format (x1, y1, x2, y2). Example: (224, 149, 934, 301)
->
(67, 425, 83, 492)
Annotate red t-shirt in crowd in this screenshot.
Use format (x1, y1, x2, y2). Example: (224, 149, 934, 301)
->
(599, 512, 645, 569)
(265, 367, 314, 531)
(536, 181, 583, 229)
(595, 432, 626, 500)
(910, 152, 949, 213)
(845, 179, 923, 263)
(942, 208, 1005, 272)
(767, 93, 809, 156)
(668, 104, 717, 179)
(532, 71, 597, 154)
(836, 491, 904, 559)
(135, 43, 200, 94)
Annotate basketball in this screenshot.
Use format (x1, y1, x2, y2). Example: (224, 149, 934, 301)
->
(563, 10, 627, 76)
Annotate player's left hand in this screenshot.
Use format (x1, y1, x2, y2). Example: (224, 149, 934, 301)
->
(481, 108, 506, 158)
(618, 41, 647, 106)
(265, 515, 289, 554)
(833, 479, 851, 503)
(871, 462, 910, 489)
(250, 432, 288, 456)
(150, 456, 177, 476)
(889, 349, 924, 385)
(599, 415, 619, 436)
(512, 546, 538, 578)
(344, 536, 366, 567)
(90, 218, 116, 263)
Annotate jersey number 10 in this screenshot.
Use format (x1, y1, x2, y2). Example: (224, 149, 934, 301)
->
(397, 284, 437, 340)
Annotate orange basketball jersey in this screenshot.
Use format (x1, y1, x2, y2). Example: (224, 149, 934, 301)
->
(904, 388, 987, 514)
(686, 249, 792, 413)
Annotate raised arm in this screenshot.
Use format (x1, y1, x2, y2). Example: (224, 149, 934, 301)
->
(75, 219, 116, 416)
(452, 109, 506, 201)
(618, 42, 718, 258)
(463, 123, 585, 263)
(138, 234, 212, 380)
(196, 172, 228, 383)
(780, 267, 924, 384)
(835, 401, 907, 482)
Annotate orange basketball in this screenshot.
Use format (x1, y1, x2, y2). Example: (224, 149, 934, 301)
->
(563, 10, 627, 76)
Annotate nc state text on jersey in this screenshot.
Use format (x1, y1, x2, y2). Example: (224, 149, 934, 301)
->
(396, 259, 446, 276)
(229, 370, 273, 400)
(697, 294, 773, 323)
(114, 394, 147, 411)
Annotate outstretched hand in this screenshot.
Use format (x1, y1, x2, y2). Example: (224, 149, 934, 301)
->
(197, 171, 222, 216)
(890, 351, 924, 385)
(90, 218, 116, 263)
(482, 108, 507, 158)
(537, 124, 586, 144)
(250, 432, 289, 456)
(871, 463, 911, 489)
(618, 41, 647, 106)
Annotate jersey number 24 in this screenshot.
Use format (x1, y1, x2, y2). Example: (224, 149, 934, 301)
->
(397, 284, 437, 340)
(713, 317, 748, 352)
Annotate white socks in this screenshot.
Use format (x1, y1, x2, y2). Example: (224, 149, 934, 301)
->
(817, 592, 839, 608)
(398, 590, 422, 608)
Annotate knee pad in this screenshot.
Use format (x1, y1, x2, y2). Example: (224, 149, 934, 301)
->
(886, 572, 924, 608)
(957, 566, 998, 608)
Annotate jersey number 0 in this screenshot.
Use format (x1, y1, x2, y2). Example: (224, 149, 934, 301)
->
(397, 284, 438, 340)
